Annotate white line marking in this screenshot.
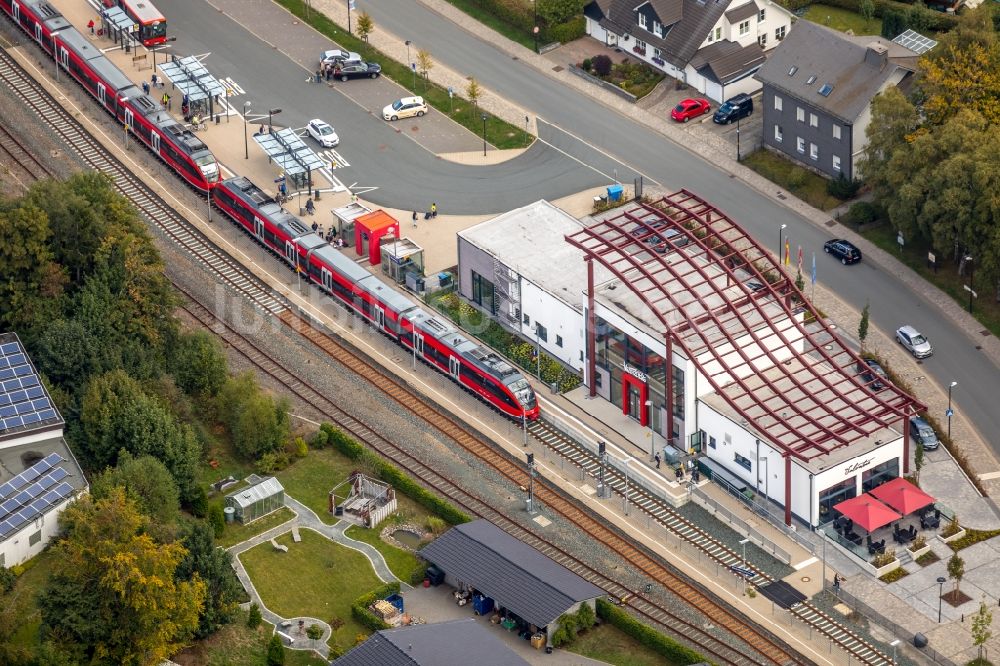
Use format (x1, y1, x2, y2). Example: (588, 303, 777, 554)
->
(793, 556, 818, 570)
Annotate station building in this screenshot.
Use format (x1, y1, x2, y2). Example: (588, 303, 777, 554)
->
(457, 194, 922, 527)
(0, 333, 88, 567)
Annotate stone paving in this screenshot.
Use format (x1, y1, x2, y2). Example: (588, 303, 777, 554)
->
(226, 494, 400, 660)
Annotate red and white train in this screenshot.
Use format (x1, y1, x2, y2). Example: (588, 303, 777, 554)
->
(1, 0, 540, 421)
(213, 177, 539, 421)
(1, 0, 219, 190)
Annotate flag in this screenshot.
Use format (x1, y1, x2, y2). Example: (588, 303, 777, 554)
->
(784, 238, 790, 266)
(811, 252, 816, 285)
(797, 246, 803, 272)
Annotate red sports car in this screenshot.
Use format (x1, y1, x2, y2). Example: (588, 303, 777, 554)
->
(671, 98, 711, 122)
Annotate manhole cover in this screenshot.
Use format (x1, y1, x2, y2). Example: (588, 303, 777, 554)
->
(801, 576, 811, 583)
(409, 125, 420, 133)
(777, 193, 787, 200)
(981, 330, 991, 336)
(552, 65, 563, 72)
(825, 220, 836, 227)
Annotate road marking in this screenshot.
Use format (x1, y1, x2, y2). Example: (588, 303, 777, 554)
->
(978, 470, 1000, 481)
(322, 148, 350, 169)
(793, 556, 818, 570)
(536, 118, 661, 187)
(221, 76, 245, 96)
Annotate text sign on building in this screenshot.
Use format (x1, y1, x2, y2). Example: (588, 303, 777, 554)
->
(843, 456, 874, 476)
(622, 362, 648, 383)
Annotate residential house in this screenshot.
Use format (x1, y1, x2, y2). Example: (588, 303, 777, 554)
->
(584, 0, 794, 102)
(754, 21, 918, 180)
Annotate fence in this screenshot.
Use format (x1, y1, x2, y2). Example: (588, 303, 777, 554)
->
(689, 487, 792, 564)
(835, 587, 957, 666)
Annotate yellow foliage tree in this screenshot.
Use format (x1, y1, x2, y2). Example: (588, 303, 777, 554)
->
(39, 488, 206, 665)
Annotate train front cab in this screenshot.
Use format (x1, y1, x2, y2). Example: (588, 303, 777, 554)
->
(5, 0, 69, 52)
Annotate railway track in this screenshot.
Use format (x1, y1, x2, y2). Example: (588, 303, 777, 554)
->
(529, 419, 892, 666)
(0, 37, 892, 666)
(0, 123, 53, 189)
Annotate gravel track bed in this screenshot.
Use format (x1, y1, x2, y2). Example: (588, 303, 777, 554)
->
(0, 26, 787, 657)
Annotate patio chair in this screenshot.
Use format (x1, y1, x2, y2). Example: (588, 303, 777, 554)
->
(876, 539, 886, 554)
(921, 513, 940, 529)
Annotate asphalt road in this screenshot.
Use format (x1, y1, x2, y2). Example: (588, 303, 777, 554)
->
(176, 0, 1000, 454)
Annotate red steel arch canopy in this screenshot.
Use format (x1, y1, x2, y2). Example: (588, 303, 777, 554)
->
(567, 190, 923, 463)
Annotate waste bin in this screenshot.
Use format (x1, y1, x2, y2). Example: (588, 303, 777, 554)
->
(607, 184, 623, 201)
(913, 633, 928, 648)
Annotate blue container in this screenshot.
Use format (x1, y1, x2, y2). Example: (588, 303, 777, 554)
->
(473, 595, 494, 616)
(385, 594, 404, 614)
(607, 184, 623, 201)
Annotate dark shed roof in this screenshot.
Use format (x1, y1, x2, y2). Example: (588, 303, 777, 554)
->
(333, 619, 529, 666)
(418, 520, 604, 628)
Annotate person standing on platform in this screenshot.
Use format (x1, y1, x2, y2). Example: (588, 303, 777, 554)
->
(87, 19, 95, 34)
(412, 211, 418, 228)
(654, 453, 661, 469)
(430, 202, 437, 218)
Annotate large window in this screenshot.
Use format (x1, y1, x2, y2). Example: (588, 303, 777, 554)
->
(671, 365, 685, 419)
(471, 271, 496, 315)
(862, 459, 899, 493)
(819, 477, 857, 520)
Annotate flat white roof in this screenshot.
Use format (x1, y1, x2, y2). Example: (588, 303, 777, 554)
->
(459, 201, 613, 310)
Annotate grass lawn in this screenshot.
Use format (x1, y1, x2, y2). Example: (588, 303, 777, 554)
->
(275, 0, 532, 150)
(3, 549, 57, 650)
(173, 609, 327, 666)
(858, 223, 1000, 338)
(801, 4, 882, 36)
(742, 149, 844, 211)
(568, 623, 687, 666)
(441, 0, 535, 50)
(216, 507, 295, 548)
(240, 530, 381, 651)
(344, 524, 423, 582)
(275, 447, 354, 524)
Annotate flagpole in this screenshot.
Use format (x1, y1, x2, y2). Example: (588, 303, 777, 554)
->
(347, 0, 352, 33)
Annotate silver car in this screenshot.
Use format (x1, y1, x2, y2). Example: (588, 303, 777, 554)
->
(896, 325, 933, 358)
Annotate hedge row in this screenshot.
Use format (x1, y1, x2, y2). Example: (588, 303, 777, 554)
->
(351, 581, 402, 632)
(320, 423, 472, 526)
(776, 0, 959, 30)
(595, 598, 706, 665)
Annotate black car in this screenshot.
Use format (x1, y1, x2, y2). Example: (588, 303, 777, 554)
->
(856, 359, 886, 391)
(712, 93, 753, 124)
(823, 239, 862, 265)
(334, 61, 381, 81)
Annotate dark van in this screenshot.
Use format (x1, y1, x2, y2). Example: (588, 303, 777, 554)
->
(713, 93, 754, 124)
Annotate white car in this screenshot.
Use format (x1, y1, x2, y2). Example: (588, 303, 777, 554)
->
(320, 49, 361, 66)
(307, 119, 339, 148)
(382, 96, 428, 121)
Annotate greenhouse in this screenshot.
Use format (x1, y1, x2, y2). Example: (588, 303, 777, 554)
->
(225, 475, 285, 524)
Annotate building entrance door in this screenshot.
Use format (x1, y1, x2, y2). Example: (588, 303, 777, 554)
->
(627, 386, 641, 423)
(621, 372, 649, 426)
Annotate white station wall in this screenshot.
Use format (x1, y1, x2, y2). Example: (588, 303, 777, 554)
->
(520, 279, 585, 373)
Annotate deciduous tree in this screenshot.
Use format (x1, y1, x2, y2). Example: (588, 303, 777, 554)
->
(947, 553, 965, 595)
(171, 330, 227, 397)
(175, 522, 241, 638)
(91, 453, 180, 526)
(972, 597, 993, 661)
(217, 373, 290, 460)
(355, 12, 374, 43)
(466, 77, 482, 112)
(416, 49, 434, 84)
(38, 489, 205, 665)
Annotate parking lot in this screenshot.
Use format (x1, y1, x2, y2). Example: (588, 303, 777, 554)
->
(543, 38, 764, 161)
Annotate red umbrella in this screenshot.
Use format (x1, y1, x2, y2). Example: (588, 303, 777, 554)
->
(833, 495, 901, 532)
(870, 477, 936, 516)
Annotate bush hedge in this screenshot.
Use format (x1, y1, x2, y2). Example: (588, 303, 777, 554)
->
(548, 16, 586, 44)
(352, 582, 402, 632)
(947, 528, 1000, 552)
(320, 423, 472, 526)
(596, 598, 706, 664)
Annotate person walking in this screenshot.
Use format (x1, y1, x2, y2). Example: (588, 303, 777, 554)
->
(430, 202, 437, 217)
(306, 199, 315, 215)
(87, 19, 95, 35)
(654, 453, 661, 469)
(161, 92, 170, 110)
(833, 573, 840, 591)
(412, 211, 418, 228)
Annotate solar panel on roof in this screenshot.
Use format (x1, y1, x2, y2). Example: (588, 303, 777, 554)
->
(0, 336, 61, 435)
(0, 521, 14, 537)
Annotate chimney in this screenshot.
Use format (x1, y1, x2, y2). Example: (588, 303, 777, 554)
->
(864, 42, 889, 70)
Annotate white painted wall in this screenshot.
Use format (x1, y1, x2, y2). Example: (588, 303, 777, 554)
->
(810, 438, 904, 526)
(520, 280, 585, 372)
(0, 427, 64, 450)
(0, 493, 79, 567)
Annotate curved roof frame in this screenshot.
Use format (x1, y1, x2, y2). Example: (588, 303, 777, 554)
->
(568, 191, 924, 461)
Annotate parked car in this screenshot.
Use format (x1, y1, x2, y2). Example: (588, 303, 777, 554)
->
(306, 119, 339, 148)
(320, 49, 362, 66)
(909, 416, 940, 450)
(823, 239, 862, 265)
(712, 93, 753, 124)
(382, 96, 427, 121)
(895, 325, 933, 358)
(333, 60, 381, 81)
(856, 359, 885, 392)
(671, 98, 711, 123)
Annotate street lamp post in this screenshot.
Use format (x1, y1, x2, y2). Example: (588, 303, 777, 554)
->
(778, 223, 787, 265)
(817, 528, 827, 591)
(405, 40, 413, 89)
(532, 0, 538, 53)
(890, 639, 900, 665)
(739, 537, 749, 568)
(598, 441, 607, 498)
(481, 113, 488, 157)
(645, 400, 655, 462)
(623, 457, 633, 515)
(526, 452, 535, 513)
(243, 101, 251, 159)
(736, 114, 741, 161)
(937, 576, 946, 622)
(758, 457, 768, 516)
(948, 381, 957, 439)
(965, 255, 976, 313)
(268, 107, 282, 133)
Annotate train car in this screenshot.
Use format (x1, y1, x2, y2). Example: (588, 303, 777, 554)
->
(1, 0, 219, 190)
(213, 177, 539, 420)
(102, 0, 166, 47)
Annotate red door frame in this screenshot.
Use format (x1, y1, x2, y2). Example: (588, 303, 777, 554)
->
(621, 372, 649, 426)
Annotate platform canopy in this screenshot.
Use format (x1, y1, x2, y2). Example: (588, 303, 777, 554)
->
(253, 128, 326, 177)
(834, 495, 901, 532)
(101, 6, 136, 34)
(565, 191, 924, 462)
(159, 55, 225, 103)
(869, 477, 935, 516)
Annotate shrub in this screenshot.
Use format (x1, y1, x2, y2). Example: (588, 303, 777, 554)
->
(247, 603, 262, 628)
(188, 485, 208, 518)
(266, 634, 285, 665)
(786, 167, 808, 189)
(827, 173, 861, 199)
(596, 598, 705, 664)
(208, 503, 226, 538)
(306, 624, 323, 640)
(549, 16, 585, 44)
(879, 567, 909, 583)
(948, 528, 1000, 552)
(0, 566, 15, 593)
(576, 602, 596, 631)
(425, 516, 446, 534)
(592, 55, 612, 77)
(942, 517, 962, 538)
(255, 451, 291, 475)
(310, 428, 329, 449)
(581, 57, 592, 71)
(845, 201, 879, 226)
(293, 437, 309, 459)
(872, 549, 897, 568)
